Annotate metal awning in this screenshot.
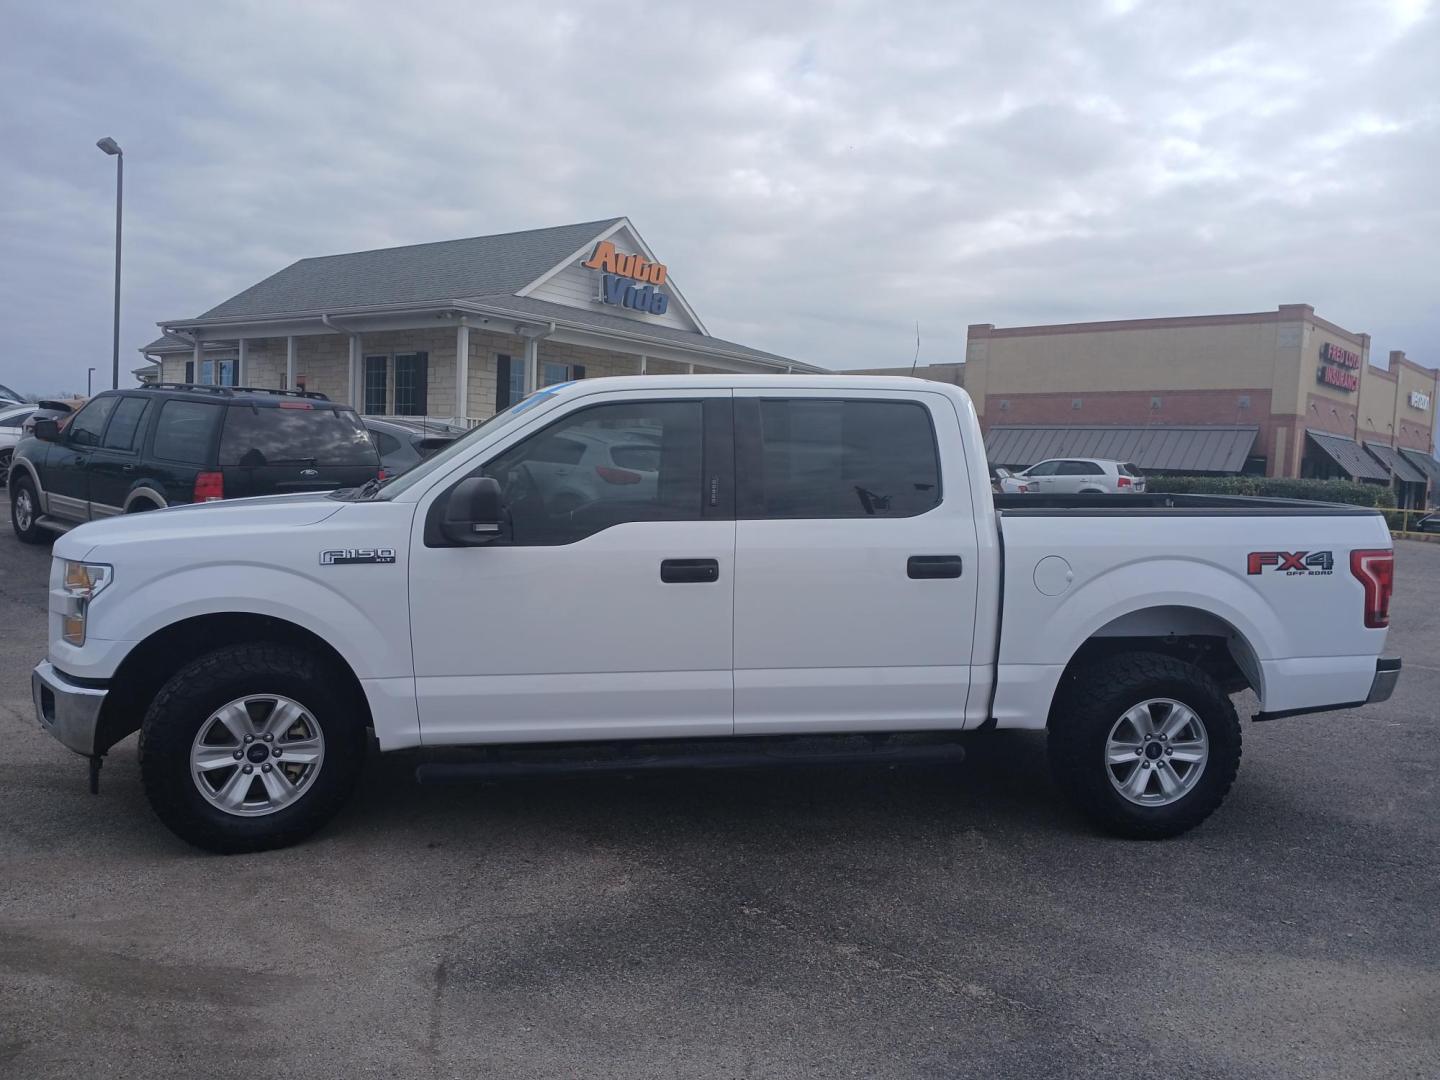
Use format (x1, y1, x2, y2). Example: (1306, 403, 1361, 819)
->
(1399, 447, 1440, 485)
(984, 425, 1258, 473)
(1364, 442, 1427, 483)
(1305, 430, 1391, 481)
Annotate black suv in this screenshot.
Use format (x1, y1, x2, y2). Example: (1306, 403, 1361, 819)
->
(9, 384, 380, 543)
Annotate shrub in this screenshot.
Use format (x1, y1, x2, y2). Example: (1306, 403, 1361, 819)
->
(1144, 474, 1396, 509)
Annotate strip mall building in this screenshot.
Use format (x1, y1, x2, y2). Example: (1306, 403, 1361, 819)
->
(963, 305, 1439, 506)
(140, 217, 818, 420)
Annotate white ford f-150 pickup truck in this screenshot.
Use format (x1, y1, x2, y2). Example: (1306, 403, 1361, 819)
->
(25, 375, 1400, 852)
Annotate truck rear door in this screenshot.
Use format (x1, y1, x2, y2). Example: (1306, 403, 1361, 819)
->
(731, 389, 982, 733)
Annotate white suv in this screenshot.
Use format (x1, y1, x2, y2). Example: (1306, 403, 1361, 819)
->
(1015, 458, 1145, 494)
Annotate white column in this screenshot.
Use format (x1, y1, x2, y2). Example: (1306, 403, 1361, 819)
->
(191, 336, 203, 383)
(285, 336, 296, 390)
(687, 362, 695, 375)
(638, 354, 648, 375)
(456, 321, 470, 422)
(350, 335, 362, 410)
(236, 338, 248, 386)
(525, 337, 539, 395)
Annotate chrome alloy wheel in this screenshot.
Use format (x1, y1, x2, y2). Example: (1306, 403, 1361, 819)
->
(190, 695, 326, 817)
(1104, 698, 1208, 807)
(13, 486, 34, 531)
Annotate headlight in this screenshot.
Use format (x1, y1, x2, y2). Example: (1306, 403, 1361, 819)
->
(60, 560, 112, 646)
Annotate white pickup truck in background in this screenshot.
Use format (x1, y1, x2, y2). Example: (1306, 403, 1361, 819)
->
(26, 375, 1400, 852)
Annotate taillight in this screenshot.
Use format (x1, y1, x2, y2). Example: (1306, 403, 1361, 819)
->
(1350, 549, 1394, 629)
(595, 465, 641, 485)
(377, 467, 389, 481)
(193, 471, 224, 502)
(1116, 476, 1132, 488)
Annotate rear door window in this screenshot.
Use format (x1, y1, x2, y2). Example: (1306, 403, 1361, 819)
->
(153, 400, 224, 464)
(100, 397, 150, 452)
(219, 405, 378, 466)
(736, 398, 940, 519)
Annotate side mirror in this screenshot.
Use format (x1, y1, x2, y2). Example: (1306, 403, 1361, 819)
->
(32, 418, 60, 442)
(440, 476, 505, 546)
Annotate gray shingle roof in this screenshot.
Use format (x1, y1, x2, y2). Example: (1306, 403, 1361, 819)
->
(197, 218, 624, 320)
(984, 425, 1258, 473)
(464, 293, 817, 371)
(1364, 441, 1427, 483)
(1305, 430, 1391, 481)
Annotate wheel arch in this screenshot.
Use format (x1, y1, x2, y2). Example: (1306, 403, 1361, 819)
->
(123, 485, 168, 512)
(1047, 604, 1264, 728)
(8, 456, 44, 504)
(95, 612, 372, 755)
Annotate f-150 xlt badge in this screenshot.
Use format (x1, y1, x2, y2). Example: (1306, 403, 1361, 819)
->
(320, 548, 397, 565)
(1247, 550, 1334, 576)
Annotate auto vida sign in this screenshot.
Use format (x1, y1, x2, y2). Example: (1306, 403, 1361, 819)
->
(1317, 342, 1360, 392)
(582, 241, 670, 316)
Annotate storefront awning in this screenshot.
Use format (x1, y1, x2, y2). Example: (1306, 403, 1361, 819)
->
(1364, 442, 1427, 483)
(1399, 447, 1440, 485)
(1305, 430, 1391, 481)
(984, 425, 1258, 473)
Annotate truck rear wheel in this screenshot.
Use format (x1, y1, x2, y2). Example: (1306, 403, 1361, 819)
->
(1048, 652, 1241, 839)
(139, 642, 366, 853)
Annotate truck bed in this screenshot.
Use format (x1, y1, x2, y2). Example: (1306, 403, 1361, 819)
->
(993, 492, 1381, 516)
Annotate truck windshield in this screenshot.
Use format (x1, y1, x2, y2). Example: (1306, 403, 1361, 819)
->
(219, 405, 377, 466)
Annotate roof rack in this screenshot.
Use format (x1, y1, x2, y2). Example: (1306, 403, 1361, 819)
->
(140, 383, 331, 401)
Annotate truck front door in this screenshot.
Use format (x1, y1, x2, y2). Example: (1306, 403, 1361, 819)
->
(730, 390, 982, 733)
(408, 390, 736, 744)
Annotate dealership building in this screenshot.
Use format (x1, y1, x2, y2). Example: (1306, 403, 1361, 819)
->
(140, 217, 819, 420)
(961, 304, 1439, 505)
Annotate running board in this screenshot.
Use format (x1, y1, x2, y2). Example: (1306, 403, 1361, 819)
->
(414, 735, 966, 784)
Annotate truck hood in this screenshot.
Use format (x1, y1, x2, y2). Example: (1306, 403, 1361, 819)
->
(56, 493, 347, 561)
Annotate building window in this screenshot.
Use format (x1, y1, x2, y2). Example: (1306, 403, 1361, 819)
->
(359, 353, 428, 416)
(184, 359, 234, 385)
(364, 356, 388, 414)
(393, 353, 428, 416)
(542, 361, 587, 386)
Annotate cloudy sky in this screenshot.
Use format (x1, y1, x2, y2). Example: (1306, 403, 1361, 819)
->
(1, 0, 1436, 394)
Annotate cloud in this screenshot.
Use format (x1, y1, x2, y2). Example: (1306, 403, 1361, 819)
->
(0, 0, 1435, 394)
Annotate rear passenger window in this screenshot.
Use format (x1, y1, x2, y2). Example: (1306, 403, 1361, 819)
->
(153, 401, 223, 464)
(737, 398, 940, 519)
(100, 398, 149, 451)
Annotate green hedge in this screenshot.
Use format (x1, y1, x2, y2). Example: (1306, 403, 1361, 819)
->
(1145, 474, 1395, 508)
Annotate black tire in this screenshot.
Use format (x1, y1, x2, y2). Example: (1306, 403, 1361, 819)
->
(1048, 652, 1241, 839)
(139, 642, 366, 853)
(126, 498, 160, 513)
(10, 474, 47, 544)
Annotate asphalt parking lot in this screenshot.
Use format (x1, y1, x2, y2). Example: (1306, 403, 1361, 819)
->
(1, 528, 1436, 1080)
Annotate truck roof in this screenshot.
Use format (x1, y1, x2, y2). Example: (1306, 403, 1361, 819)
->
(555, 373, 969, 395)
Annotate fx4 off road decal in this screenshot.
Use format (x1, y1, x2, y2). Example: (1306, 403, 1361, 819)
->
(320, 548, 397, 566)
(1247, 551, 1334, 576)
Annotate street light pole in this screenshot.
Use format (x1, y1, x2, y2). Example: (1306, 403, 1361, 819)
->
(87, 367, 96, 396)
(96, 137, 123, 390)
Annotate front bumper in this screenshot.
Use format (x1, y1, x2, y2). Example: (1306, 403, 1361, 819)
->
(32, 660, 107, 757)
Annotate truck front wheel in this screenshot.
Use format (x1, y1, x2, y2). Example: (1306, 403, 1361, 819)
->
(139, 643, 366, 853)
(1048, 652, 1241, 839)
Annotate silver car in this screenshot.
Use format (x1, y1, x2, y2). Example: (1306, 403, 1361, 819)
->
(1014, 458, 1145, 494)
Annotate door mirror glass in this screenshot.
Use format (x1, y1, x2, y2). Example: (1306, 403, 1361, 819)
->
(32, 418, 60, 442)
(441, 476, 505, 545)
